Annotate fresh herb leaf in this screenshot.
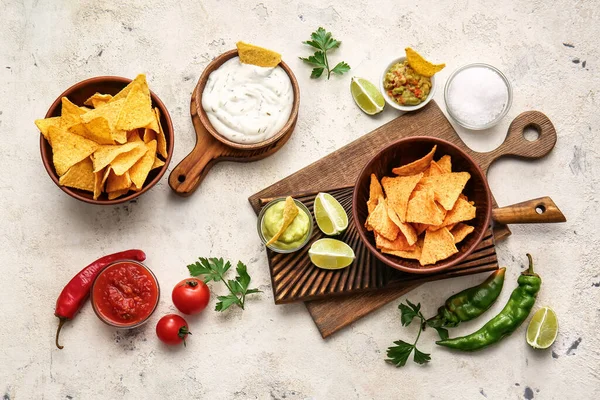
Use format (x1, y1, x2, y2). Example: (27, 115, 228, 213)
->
(300, 27, 349, 79)
(413, 348, 431, 364)
(215, 294, 240, 312)
(399, 302, 418, 326)
(387, 300, 431, 368)
(385, 340, 414, 367)
(432, 326, 449, 340)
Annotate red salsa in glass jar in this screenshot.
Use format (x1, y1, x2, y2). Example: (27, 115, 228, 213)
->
(92, 261, 159, 327)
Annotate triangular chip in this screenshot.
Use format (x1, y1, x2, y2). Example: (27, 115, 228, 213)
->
(366, 199, 399, 241)
(145, 110, 160, 133)
(106, 170, 131, 193)
(412, 223, 429, 236)
(375, 232, 415, 252)
(84, 93, 113, 109)
(143, 128, 156, 144)
(386, 200, 418, 245)
(367, 174, 384, 215)
(108, 74, 146, 104)
(382, 173, 423, 222)
(405, 47, 445, 77)
(35, 117, 61, 142)
(151, 157, 165, 170)
(127, 129, 143, 143)
(59, 97, 86, 130)
(80, 98, 128, 143)
(129, 140, 157, 189)
(58, 157, 95, 192)
(420, 227, 457, 266)
(110, 142, 147, 176)
(437, 155, 452, 173)
(266, 197, 299, 246)
(108, 188, 130, 200)
(78, 117, 114, 145)
(115, 75, 155, 131)
(48, 126, 100, 176)
(79, 106, 92, 112)
(91, 142, 142, 173)
(392, 146, 436, 176)
(236, 41, 281, 67)
(382, 238, 423, 260)
(423, 160, 444, 177)
(154, 107, 168, 158)
(451, 223, 475, 244)
(440, 197, 476, 227)
(93, 167, 106, 200)
(406, 188, 445, 226)
(419, 172, 471, 210)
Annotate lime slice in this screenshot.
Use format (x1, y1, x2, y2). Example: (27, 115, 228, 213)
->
(314, 192, 348, 236)
(526, 306, 558, 349)
(308, 239, 355, 270)
(350, 77, 385, 115)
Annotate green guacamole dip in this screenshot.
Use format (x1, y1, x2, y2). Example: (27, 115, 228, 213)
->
(262, 201, 310, 250)
(384, 60, 431, 106)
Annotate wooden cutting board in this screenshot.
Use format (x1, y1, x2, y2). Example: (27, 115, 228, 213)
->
(248, 101, 557, 338)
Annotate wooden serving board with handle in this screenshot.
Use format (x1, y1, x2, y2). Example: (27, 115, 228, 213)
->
(248, 101, 558, 338)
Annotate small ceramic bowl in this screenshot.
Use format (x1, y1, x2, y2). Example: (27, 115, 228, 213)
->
(257, 198, 314, 254)
(380, 56, 437, 112)
(40, 76, 174, 205)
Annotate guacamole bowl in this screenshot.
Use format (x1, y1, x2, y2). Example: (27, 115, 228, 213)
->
(257, 198, 314, 254)
(380, 56, 437, 112)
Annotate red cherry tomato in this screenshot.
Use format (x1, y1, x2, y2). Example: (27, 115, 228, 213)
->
(156, 314, 190, 346)
(172, 278, 210, 315)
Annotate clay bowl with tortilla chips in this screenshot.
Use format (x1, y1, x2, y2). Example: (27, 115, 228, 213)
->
(39, 76, 174, 205)
(352, 136, 492, 274)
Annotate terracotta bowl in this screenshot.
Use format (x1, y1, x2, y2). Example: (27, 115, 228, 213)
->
(352, 136, 492, 274)
(193, 49, 300, 151)
(40, 76, 174, 205)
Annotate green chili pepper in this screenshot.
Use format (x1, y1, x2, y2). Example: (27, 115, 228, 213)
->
(426, 267, 506, 331)
(436, 254, 541, 352)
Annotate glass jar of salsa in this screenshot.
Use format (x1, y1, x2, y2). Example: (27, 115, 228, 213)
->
(91, 260, 160, 328)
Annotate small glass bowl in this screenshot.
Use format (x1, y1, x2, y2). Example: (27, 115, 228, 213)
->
(257, 198, 314, 254)
(444, 63, 513, 130)
(91, 260, 160, 329)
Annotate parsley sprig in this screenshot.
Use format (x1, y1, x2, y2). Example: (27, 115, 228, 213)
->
(188, 258, 261, 311)
(300, 27, 350, 79)
(386, 300, 432, 367)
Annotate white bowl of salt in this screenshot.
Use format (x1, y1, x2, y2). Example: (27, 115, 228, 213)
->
(444, 63, 512, 130)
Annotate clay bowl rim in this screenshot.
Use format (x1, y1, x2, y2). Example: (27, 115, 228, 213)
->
(193, 49, 300, 151)
(352, 136, 493, 274)
(40, 75, 174, 205)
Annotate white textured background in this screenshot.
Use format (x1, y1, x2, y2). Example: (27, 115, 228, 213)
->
(1, 0, 599, 399)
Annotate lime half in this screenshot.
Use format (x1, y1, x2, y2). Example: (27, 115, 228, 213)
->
(526, 306, 558, 349)
(308, 239, 355, 270)
(314, 192, 348, 236)
(351, 77, 385, 115)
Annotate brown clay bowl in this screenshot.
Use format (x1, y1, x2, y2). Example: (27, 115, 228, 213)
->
(193, 49, 300, 151)
(40, 76, 174, 205)
(352, 136, 492, 274)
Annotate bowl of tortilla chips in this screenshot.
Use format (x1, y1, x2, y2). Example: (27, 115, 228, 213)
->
(352, 137, 492, 274)
(37, 75, 173, 204)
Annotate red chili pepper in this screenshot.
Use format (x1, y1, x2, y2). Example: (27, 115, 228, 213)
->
(54, 249, 146, 349)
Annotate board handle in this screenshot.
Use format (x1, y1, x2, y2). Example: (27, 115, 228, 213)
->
(492, 196, 566, 225)
(476, 111, 557, 172)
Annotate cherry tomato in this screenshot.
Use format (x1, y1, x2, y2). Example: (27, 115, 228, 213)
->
(156, 314, 190, 346)
(172, 278, 210, 315)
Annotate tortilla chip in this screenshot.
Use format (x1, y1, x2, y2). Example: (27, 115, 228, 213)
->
(79, 117, 114, 145)
(154, 107, 168, 158)
(437, 155, 452, 173)
(386, 201, 418, 245)
(106, 170, 131, 193)
(48, 126, 100, 176)
(440, 197, 476, 227)
(405, 47, 445, 77)
(451, 223, 475, 244)
(367, 174, 384, 214)
(127, 129, 143, 143)
(266, 197, 299, 246)
(91, 142, 142, 173)
(84, 93, 113, 109)
(420, 227, 458, 266)
(93, 168, 106, 200)
(237, 41, 281, 67)
(151, 157, 165, 170)
(143, 128, 156, 144)
(108, 188, 130, 200)
(419, 172, 471, 210)
(58, 157, 95, 192)
(423, 160, 444, 177)
(366, 199, 399, 241)
(80, 98, 128, 143)
(130, 140, 157, 189)
(382, 238, 423, 260)
(109, 74, 146, 104)
(412, 223, 429, 236)
(406, 187, 445, 226)
(35, 117, 61, 142)
(392, 146, 436, 176)
(115, 75, 155, 131)
(382, 173, 423, 222)
(375, 232, 415, 252)
(60, 97, 86, 129)
(110, 142, 147, 176)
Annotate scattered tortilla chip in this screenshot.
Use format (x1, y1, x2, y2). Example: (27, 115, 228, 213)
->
(115, 75, 155, 131)
(382, 238, 423, 260)
(60, 97, 86, 129)
(392, 146, 436, 176)
(382, 173, 423, 222)
(405, 47, 445, 77)
(143, 128, 156, 144)
(129, 140, 157, 189)
(151, 157, 165, 170)
(419, 172, 471, 211)
(366, 199, 399, 241)
(437, 155, 452, 173)
(386, 201, 418, 245)
(375, 232, 415, 252)
(441, 197, 476, 227)
(423, 160, 444, 177)
(48, 126, 100, 176)
(80, 117, 114, 145)
(451, 223, 475, 244)
(406, 188, 445, 226)
(106, 170, 131, 193)
(266, 197, 299, 246)
(35, 117, 61, 142)
(154, 107, 168, 158)
(420, 227, 458, 266)
(84, 93, 113, 109)
(108, 188, 130, 200)
(367, 174, 384, 214)
(58, 157, 95, 192)
(237, 41, 281, 67)
(108, 74, 146, 104)
(91, 142, 142, 173)
(110, 142, 147, 176)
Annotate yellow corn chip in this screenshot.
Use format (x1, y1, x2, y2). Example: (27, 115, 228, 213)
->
(129, 140, 157, 189)
(382, 238, 423, 260)
(108, 188, 130, 200)
(84, 93, 113, 109)
(423, 160, 444, 177)
(154, 107, 168, 158)
(405, 48, 445, 77)
(48, 126, 100, 176)
(367, 174, 384, 215)
(151, 157, 165, 170)
(80, 98, 128, 143)
(366, 199, 399, 241)
(386, 200, 418, 245)
(143, 128, 156, 144)
(419, 172, 471, 211)
(412, 223, 429, 236)
(35, 117, 61, 142)
(109, 74, 146, 104)
(266, 197, 299, 246)
(145, 109, 160, 133)
(392, 146, 437, 176)
(375, 232, 415, 252)
(127, 129, 143, 143)
(60, 97, 86, 129)
(440, 197, 476, 227)
(437, 155, 452, 173)
(420, 227, 457, 266)
(93, 168, 106, 200)
(406, 188, 445, 226)
(237, 41, 281, 67)
(91, 142, 141, 173)
(58, 157, 95, 192)
(382, 173, 423, 222)
(115, 76, 155, 131)
(451, 223, 475, 244)
(110, 142, 147, 176)
(106, 170, 131, 193)
(79, 117, 114, 145)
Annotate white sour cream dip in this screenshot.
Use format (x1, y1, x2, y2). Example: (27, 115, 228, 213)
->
(201, 57, 293, 144)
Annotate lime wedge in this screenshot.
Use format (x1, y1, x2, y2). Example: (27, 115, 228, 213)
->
(314, 192, 348, 236)
(308, 239, 355, 270)
(351, 77, 385, 115)
(526, 306, 558, 349)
